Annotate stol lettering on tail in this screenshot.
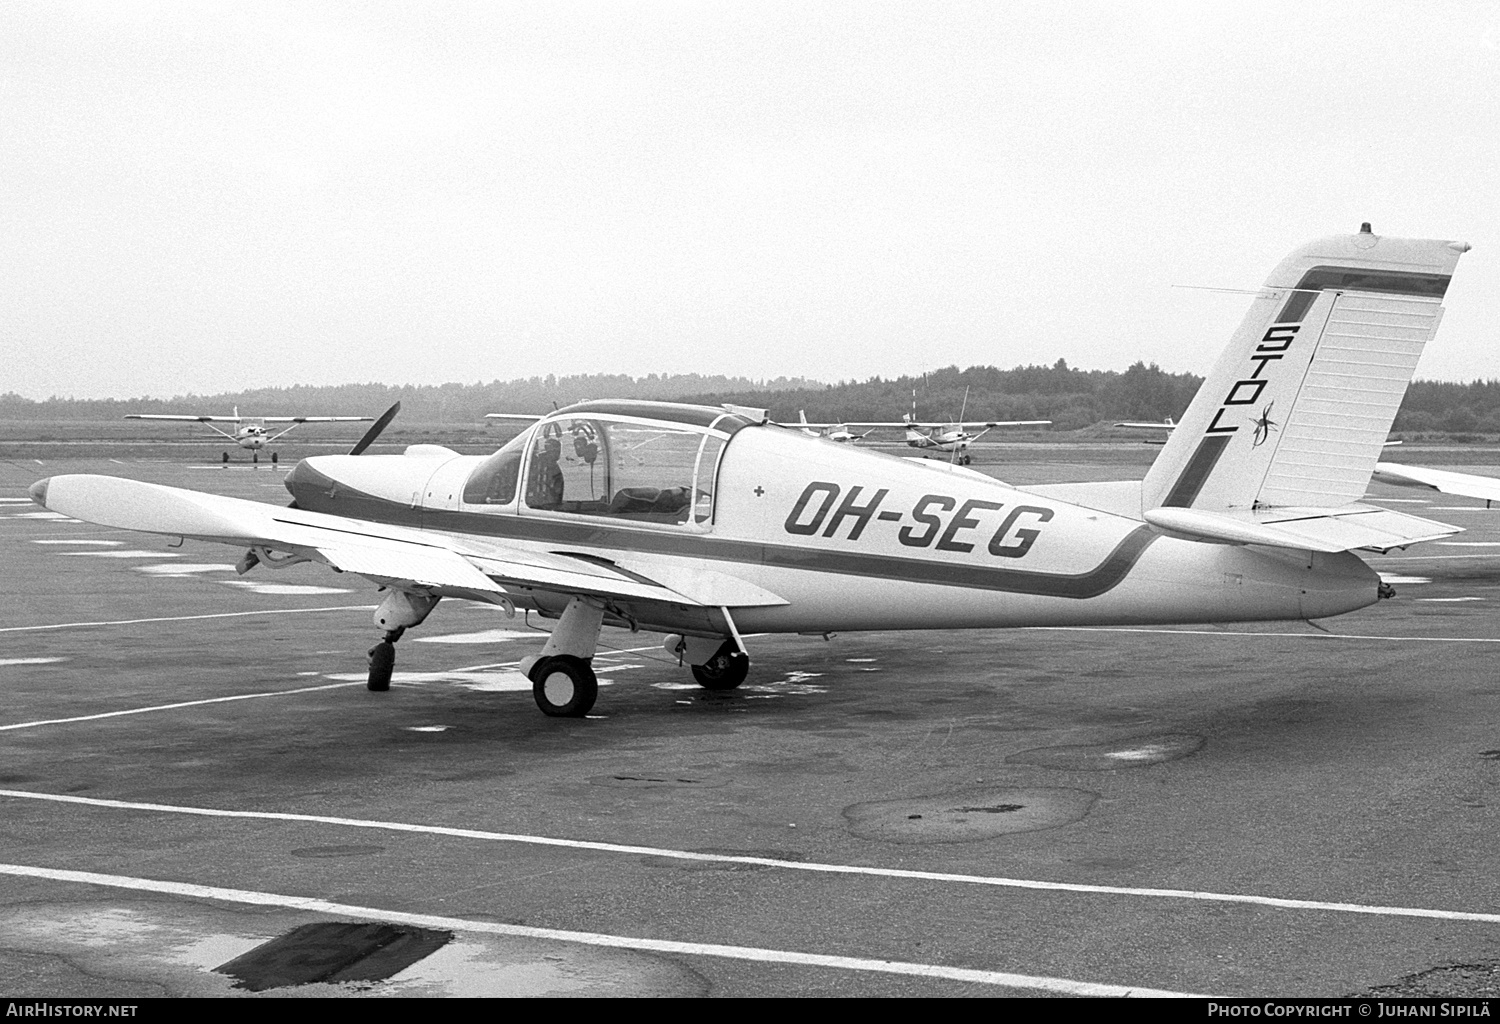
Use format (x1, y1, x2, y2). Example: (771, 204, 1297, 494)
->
(32, 227, 1471, 719)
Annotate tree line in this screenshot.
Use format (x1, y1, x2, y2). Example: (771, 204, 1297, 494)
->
(1, 361, 1493, 433)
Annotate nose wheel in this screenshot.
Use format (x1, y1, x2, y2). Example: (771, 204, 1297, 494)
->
(366, 626, 405, 691)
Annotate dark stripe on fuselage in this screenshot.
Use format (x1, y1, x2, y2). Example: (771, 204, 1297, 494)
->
(288, 472, 1157, 601)
(1161, 434, 1232, 508)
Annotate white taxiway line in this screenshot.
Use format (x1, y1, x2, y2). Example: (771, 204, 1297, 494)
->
(0, 682, 367, 732)
(0, 605, 377, 634)
(0, 861, 1203, 997)
(4, 789, 1498, 927)
(1026, 626, 1500, 644)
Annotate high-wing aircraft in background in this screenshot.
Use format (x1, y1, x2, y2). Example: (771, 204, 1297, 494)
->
(126, 408, 375, 464)
(797, 412, 872, 444)
(823, 390, 1050, 464)
(34, 228, 1471, 722)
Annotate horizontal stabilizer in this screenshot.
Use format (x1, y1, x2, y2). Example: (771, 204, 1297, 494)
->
(1144, 504, 1460, 553)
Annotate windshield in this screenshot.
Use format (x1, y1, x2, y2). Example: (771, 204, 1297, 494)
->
(461, 430, 528, 505)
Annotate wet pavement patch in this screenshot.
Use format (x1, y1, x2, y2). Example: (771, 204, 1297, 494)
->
(1005, 733, 1203, 770)
(589, 773, 727, 788)
(289, 845, 386, 858)
(843, 787, 1096, 843)
(216, 921, 452, 991)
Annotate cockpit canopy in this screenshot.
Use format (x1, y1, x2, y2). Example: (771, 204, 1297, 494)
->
(461, 401, 757, 527)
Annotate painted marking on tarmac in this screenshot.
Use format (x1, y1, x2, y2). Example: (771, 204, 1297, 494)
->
(0, 498, 37, 504)
(1431, 506, 1500, 512)
(0, 605, 376, 634)
(1028, 626, 1500, 644)
(0, 682, 365, 732)
(134, 563, 236, 576)
(4, 791, 1499, 929)
(412, 628, 539, 644)
(1418, 597, 1484, 603)
(0, 863, 1192, 997)
(1377, 574, 1431, 584)
(0, 658, 66, 667)
(220, 580, 353, 596)
(60, 549, 182, 559)
(31, 539, 123, 546)
(1436, 541, 1500, 547)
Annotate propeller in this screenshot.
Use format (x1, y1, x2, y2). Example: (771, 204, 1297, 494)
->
(349, 401, 401, 455)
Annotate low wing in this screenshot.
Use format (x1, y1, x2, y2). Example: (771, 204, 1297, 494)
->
(1372, 462, 1500, 504)
(485, 413, 545, 422)
(31, 475, 787, 611)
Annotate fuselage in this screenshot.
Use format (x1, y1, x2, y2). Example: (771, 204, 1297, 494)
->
(282, 402, 1380, 638)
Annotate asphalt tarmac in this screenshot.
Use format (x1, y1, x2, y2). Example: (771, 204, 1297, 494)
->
(3, 444, 1500, 998)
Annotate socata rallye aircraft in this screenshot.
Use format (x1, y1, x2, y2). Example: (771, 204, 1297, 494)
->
(30, 227, 1470, 719)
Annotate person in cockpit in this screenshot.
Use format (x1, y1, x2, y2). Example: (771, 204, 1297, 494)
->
(527, 435, 565, 508)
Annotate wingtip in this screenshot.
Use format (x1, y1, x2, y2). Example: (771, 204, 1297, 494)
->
(28, 478, 48, 508)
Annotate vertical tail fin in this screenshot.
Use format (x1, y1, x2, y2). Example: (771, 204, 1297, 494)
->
(1141, 229, 1468, 514)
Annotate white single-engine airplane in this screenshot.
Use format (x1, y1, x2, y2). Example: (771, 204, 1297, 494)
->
(797, 412, 872, 444)
(33, 227, 1470, 721)
(815, 391, 1050, 464)
(126, 408, 375, 463)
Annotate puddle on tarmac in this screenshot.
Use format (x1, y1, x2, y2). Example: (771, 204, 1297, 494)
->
(1005, 734, 1204, 770)
(844, 787, 1097, 843)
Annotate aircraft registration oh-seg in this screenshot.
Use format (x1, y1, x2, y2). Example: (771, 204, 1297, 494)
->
(125, 407, 376, 464)
(32, 227, 1473, 719)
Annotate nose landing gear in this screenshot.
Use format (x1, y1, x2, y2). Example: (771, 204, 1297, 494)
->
(364, 589, 441, 693)
(367, 626, 404, 691)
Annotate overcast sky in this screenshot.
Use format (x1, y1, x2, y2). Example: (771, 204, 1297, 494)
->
(4, 1, 1498, 400)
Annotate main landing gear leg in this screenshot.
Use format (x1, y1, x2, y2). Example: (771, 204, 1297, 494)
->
(365, 589, 441, 692)
(519, 597, 604, 717)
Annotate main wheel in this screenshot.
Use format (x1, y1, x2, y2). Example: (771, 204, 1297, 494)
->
(530, 655, 598, 717)
(691, 642, 750, 691)
(367, 640, 395, 691)
(271, 451, 279, 465)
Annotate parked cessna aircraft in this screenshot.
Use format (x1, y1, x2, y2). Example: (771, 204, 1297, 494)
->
(126, 408, 375, 463)
(819, 391, 1049, 464)
(797, 412, 872, 444)
(33, 227, 1470, 721)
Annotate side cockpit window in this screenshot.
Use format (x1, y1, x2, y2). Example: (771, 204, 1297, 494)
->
(461, 432, 526, 506)
(522, 417, 726, 526)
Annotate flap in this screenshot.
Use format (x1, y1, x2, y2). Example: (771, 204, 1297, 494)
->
(1144, 503, 1461, 553)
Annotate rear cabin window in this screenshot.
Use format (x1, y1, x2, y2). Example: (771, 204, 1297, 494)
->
(522, 417, 724, 525)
